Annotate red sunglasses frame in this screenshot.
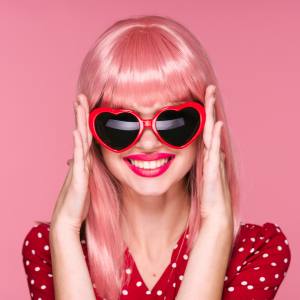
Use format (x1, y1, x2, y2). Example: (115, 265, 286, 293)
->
(88, 99, 206, 153)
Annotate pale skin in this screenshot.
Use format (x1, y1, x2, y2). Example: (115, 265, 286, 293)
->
(49, 84, 234, 300)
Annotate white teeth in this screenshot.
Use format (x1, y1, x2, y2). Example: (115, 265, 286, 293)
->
(129, 158, 170, 169)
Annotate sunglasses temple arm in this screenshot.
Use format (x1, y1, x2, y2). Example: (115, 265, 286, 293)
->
(193, 98, 205, 106)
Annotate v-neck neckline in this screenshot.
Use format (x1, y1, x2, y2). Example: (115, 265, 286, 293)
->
(124, 226, 189, 293)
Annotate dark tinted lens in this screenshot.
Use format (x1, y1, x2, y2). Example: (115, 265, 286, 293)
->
(94, 112, 140, 150)
(156, 107, 200, 146)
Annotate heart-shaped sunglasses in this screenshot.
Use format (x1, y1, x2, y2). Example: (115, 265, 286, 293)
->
(88, 99, 206, 153)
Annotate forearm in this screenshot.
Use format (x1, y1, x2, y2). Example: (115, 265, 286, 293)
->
(176, 219, 233, 300)
(49, 223, 96, 300)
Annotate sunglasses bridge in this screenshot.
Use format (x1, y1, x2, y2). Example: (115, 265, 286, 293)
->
(143, 119, 153, 127)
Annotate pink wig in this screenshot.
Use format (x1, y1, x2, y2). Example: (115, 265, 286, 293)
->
(39, 15, 241, 300)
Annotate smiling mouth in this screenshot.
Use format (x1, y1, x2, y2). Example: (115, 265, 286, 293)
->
(125, 156, 174, 170)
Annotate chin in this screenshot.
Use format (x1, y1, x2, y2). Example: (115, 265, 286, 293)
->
(129, 181, 171, 197)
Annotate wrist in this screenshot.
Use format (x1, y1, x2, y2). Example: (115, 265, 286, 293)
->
(201, 216, 234, 235)
(50, 219, 81, 241)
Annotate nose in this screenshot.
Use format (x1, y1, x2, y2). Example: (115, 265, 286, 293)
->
(135, 126, 162, 150)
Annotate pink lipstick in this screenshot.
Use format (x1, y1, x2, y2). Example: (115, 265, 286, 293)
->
(123, 152, 176, 177)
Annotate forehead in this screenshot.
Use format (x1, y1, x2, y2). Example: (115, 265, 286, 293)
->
(114, 100, 186, 117)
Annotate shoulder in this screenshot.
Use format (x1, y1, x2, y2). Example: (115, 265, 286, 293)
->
(22, 221, 88, 260)
(22, 222, 51, 259)
(229, 221, 291, 271)
(21, 222, 89, 299)
(222, 222, 291, 297)
(235, 222, 290, 244)
(21, 222, 54, 298)
(234, 222, 291, 256)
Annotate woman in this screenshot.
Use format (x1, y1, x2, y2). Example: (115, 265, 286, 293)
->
(22, 15, 291, 300)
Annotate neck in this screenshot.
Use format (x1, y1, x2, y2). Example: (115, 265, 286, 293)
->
(120, 181, 191, 259)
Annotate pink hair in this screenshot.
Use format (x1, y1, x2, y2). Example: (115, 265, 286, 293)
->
(38, 15, 241, 300)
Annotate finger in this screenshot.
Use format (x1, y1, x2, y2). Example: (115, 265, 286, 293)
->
(57, 157, 74, 201)
(61, 157, 74, 198)
(212, 88, 216, 121)
(203, 85, 217, 150)
(67, 158, 73, 166)
(220, 150, 225, 163)
(219, 151, 226, 183)
(76, 101, 88, 156)
(78, 94, 93, 147)
(208, 121, 223, 172)
(77, 94, 90, 149)
(73, 101, 79, 128)
(219, 152, 232, 207)
(72, 129, 85, 181)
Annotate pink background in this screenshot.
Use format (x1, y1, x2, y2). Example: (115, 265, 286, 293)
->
(0, 0, 299, 298)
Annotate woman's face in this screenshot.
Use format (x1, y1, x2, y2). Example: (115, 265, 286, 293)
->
(100, 100, 199, 197)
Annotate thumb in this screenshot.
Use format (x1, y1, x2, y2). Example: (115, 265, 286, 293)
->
(67, 158, 74, 166)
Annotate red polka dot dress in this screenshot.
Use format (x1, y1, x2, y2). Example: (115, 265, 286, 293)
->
(22, 222, 291, 299)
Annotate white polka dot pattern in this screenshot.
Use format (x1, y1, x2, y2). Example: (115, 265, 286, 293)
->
(22, 223, 55, 299)
(22, 222, 291, 300)
(221, 222, 291, 299)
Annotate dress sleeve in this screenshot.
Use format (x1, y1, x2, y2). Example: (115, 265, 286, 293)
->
(21, 223, 55, 300)
(222, 222, 291, 300)
(22, 223, 105, 300)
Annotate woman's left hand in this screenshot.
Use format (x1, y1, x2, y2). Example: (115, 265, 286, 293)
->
(200, 84, 234, 228)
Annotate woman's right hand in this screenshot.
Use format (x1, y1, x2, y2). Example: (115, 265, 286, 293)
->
(50, 93, 93, 234)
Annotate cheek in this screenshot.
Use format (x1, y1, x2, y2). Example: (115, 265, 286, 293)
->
(168, 144, 197, 180)
(177, 146, 197, 170)
(101, 148, 123, 176)
(100, 143, 198, 184)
